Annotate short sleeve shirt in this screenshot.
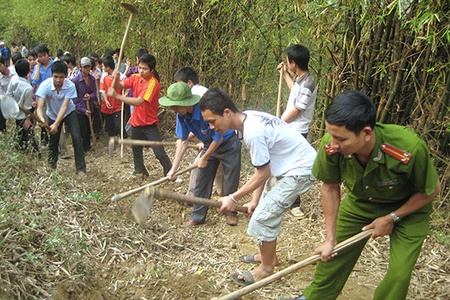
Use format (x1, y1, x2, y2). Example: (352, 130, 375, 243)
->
(281, 71, 317, 134)
(99, 72, 126, 114)
(124, 74, 160, 127)
(35, 77, 77, 120)
(242, 110, 317, 177)
(7, 77, 34, 119)
(175, 104, 234, 145)
(312, 123, 439, 203)
(31, 59, 54, 86)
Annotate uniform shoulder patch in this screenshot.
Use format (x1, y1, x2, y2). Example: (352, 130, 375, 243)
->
(380, 143, 411, 165)
(323, 143, 337, 155)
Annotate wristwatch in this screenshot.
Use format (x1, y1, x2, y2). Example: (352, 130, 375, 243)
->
(389, 212, 401, 223)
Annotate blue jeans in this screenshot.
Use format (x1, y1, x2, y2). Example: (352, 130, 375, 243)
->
(48, 111, 86, 172)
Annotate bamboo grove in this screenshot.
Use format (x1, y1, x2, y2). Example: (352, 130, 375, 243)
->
(1, 0, 449, 184)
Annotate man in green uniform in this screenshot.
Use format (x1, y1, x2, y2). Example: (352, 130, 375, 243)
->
(288, 91, 440, 300)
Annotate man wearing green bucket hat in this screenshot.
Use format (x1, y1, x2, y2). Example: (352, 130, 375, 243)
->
(159, 82, 241, 227)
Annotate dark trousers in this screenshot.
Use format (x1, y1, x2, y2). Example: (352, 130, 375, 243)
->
(48, 111, 86, 172)
(190, 134, 241, 224)
(0, 107, 6, 131)
(15, 119, 39, 152)
(131, 124, 172, 176)
(103, 112, 126, 137)
(76, 113, 91, 152)
(92, 105, 103, 136)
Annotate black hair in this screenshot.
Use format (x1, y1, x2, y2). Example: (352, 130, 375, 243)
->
(139, 54, 156, 70)
(285, 44, 310, 71)
(89, 52, 99, 60)
(27, 49, 36, 58)
(104, 50, 114, 57)
(56, 49, 64, 58)
(199, 88, 239, 115)
(14, 59, 29, 77)
(11, 52, 23, 64)
(139, 54, 160, 81)
(113, 48, 124, 60)
(101, 56, 115, 70)
(88, 57, 96, 68)
(51, 61, 68, 75)
(0, 56, 6, 65)
(135, 48, 148, 59)
(174, 66, 199, 84)
(34, 44, 50, 55)
(325, 90, 376, 134)
(62, 53, 77, 66)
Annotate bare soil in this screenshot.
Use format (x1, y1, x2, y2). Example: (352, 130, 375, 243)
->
(1, 121, 449, 300)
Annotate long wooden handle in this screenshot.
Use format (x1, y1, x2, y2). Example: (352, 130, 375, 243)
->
(119, 139, 199, 149)
(112, 11, 134, 87)
(211, 229, 374, 300)
(276, 69, 283, 118)
(18, 106, 51, 130)
(120, 102, 124, 160)
(152, 187, 248, 213)
(85, 99, 96, 146)
(111, 164, 198, 201)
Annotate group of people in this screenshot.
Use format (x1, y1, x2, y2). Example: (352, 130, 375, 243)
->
(0, 41, 441, 300)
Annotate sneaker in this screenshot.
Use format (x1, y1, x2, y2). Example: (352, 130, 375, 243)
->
(61, 153, 71, 159)
(77, 171, 87, 179)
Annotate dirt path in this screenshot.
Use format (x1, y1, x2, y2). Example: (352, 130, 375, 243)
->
(2, 128, 448, 299)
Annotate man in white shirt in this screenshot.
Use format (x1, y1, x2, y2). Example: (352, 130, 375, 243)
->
(199, 88, 317, 286)
(278, 44, 317, 215)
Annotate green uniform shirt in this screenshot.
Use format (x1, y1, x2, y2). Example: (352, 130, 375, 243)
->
(312, 123, 439, 203)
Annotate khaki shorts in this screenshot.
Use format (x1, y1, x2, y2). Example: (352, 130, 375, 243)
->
(247, 174, 314, 243)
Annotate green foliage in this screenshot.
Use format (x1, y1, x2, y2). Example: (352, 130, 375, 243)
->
(1, 0, 448, 206)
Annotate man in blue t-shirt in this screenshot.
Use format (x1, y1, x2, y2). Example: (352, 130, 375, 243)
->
(159, 82, 242, 227)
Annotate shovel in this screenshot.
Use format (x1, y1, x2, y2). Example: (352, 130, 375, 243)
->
(132, 187, 248, 225)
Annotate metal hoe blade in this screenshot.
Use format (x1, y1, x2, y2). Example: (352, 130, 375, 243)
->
(121, 3, 136, 13)
(132, 187, 154, 225)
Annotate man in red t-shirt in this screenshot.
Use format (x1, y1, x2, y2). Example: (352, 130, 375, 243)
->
(108, 54, 172, 177)
(100, 56, 125, 138)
